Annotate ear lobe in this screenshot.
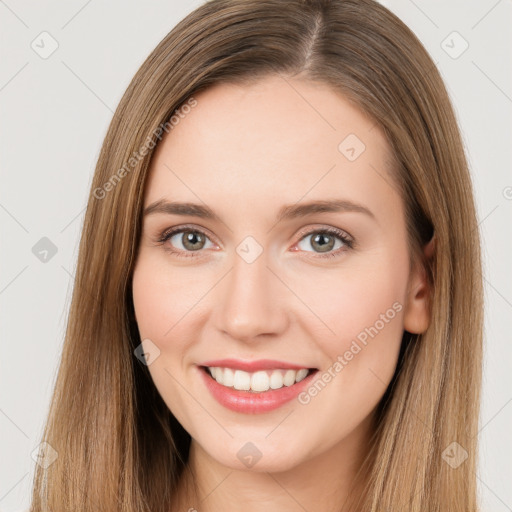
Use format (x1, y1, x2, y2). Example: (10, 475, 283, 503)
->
(403, 236, 435, 334)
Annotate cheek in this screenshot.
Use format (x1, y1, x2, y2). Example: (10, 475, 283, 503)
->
(132, 258, 203, 346)
(131, 262, 194, 411)
(132, 267, 171, 342)
(292, 254, 408, 401)
(131, 259, 202, 423)
(293, 255, 408, 432)
(293, 260, 407, 350)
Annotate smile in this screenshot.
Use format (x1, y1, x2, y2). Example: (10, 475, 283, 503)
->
(205, 366, 313, 392)
(197, 362, 319, 414)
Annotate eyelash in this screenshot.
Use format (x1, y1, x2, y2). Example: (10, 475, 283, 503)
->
(156, 224, 354, 260)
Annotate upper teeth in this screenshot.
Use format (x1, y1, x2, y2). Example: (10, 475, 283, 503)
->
(208, 367, 310, 392)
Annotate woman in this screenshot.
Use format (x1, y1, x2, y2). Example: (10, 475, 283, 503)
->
(30, 0, 483, 510)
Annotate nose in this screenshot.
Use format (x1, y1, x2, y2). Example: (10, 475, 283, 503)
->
(213, 248, 289, 343)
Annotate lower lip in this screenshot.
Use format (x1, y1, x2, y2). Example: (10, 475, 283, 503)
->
(198, 366, 318, 414)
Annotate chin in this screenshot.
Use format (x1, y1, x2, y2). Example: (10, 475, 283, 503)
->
(201, 436, 308, 473)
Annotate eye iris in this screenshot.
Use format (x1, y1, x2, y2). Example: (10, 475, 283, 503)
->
(182, 231, 205, 251)
(311, 233, 335, 253)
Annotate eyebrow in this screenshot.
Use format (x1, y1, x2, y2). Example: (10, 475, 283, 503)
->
(143, 198, 376, 223)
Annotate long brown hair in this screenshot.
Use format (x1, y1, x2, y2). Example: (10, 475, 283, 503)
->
(29, 0, 483, 510)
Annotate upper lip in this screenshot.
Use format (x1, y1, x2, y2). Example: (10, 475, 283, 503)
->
(200, 358, 317, 372)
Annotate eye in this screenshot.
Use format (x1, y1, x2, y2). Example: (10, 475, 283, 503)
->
(156, 224, 354, 260)
(157, 225, 216, 258)
(294, 226, 354, 259)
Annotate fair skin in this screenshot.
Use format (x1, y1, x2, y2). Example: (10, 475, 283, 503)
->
(132, 74, 432, 512)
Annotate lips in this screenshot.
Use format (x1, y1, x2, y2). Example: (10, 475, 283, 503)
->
(200, 358, 317, 372)
(196, 359, 319, 413)
(204, 366, 312, 392)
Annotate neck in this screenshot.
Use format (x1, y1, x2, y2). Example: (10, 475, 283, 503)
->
(172, 412, 376, 512)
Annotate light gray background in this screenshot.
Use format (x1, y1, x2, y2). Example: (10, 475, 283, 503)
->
(1, 1, 511, 511)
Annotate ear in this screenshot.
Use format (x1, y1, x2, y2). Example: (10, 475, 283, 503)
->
(403, 236, 435, 334)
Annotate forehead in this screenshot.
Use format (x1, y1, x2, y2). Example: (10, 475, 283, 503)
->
(144, 75, 400, 221)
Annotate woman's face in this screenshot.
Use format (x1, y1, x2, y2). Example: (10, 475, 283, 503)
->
(132, 75, 430, 473)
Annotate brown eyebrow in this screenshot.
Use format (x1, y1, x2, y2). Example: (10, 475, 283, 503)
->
(143, 198, 376, 223)
(144, 200, 220, 221)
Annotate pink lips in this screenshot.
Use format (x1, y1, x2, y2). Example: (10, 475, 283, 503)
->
(197, 359, 318, 414)
(200, 358, 315, 372)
